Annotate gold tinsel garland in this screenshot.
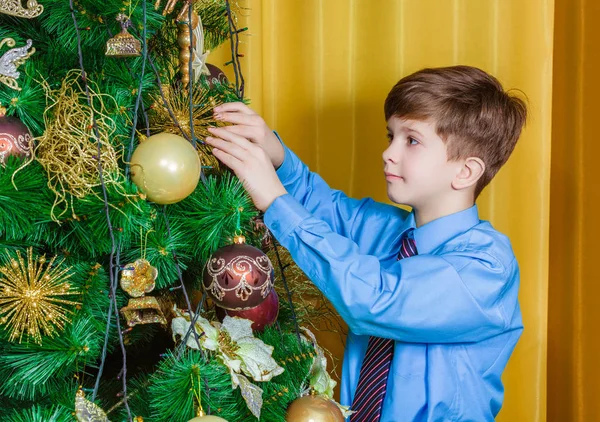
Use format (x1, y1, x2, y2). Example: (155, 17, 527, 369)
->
(0, 248, 80, 344)
(33, 70, 125, 221)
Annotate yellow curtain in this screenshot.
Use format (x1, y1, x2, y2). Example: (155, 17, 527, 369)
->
(212, 1, 553, 420)
(548, 0, 600, 421)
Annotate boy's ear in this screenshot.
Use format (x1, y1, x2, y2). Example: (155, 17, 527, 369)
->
(452, 157, 485, 190)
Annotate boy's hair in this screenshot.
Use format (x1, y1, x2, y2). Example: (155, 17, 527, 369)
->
(384, 65, 527, 198)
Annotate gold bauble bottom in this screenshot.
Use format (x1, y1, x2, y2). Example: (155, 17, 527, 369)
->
(286, 395, 345, 422)
(188, 416, 229, 422)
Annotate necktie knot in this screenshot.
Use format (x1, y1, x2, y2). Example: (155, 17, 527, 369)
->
(398, 229, 418, 260)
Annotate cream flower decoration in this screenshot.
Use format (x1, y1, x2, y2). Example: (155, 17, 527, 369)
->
(171, 308, 284, 419)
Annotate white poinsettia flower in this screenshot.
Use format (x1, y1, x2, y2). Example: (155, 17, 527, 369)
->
(309, 352, 337, 398)
(170, 310, 284, 419)
(220, 316, 284, 382)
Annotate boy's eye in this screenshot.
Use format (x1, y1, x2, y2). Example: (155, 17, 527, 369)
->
(408, 136, 419, 145)
(386, 133, 393, 143)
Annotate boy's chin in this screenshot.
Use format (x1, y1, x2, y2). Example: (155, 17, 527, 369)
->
(387, 191, 412, 207)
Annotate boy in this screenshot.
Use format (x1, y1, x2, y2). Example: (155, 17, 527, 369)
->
(205, 65, 527, 421)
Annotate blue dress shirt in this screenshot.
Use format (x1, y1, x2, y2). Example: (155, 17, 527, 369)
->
(263, 145, 523, 422)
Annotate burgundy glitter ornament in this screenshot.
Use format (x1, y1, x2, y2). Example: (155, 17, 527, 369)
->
(203, 235, 274, 311)
(0, 108, 32, 165)
(215, 289, 279, 332)
(205, 63, 228, 87)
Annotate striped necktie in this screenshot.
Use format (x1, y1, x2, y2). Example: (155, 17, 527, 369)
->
(350, 230, 417, 422)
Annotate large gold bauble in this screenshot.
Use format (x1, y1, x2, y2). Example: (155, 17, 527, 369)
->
(130, 132, 201, 204)
(188, 416, 229, 422)
(286, 395, 345, 422)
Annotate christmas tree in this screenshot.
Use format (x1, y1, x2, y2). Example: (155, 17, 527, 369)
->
(0, 1, 346, 420)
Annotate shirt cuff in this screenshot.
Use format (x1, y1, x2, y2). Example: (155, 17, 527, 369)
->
(263, 193, 311, 240)
(273, 131, 298, 184)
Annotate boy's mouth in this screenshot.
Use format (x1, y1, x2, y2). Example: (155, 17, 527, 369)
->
(385, 172, 402, 180)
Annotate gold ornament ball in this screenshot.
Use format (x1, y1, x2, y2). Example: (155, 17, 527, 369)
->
(286, 395, 345, 422)
(188, 416, 229, 422)
(130, 132, 201, 204)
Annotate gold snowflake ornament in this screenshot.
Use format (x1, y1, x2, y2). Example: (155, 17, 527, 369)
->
(0, 248, 80, 344)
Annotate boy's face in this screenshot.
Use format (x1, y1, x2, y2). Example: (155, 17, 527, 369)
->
(383, 116, 461, 209)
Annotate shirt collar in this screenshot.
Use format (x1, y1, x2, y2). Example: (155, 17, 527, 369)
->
(405, 205, 480, 255)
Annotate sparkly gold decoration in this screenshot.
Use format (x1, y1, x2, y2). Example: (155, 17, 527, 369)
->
(0, 0, 43, 18)
(32, 70, 124, 221)
(149, 82, 223, 169)
(120, 295, 167, 327)
(120, 259, 158, 298)
(119, 256, 166, 327)
(0, 248, 80, 344)
(155, 0, 197, 21)
(0, 38, 35, 91)
(75, 388, 109, 422)
(105, 13, 141, 58)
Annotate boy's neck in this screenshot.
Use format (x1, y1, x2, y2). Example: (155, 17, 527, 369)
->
(412, 196, 476, 227)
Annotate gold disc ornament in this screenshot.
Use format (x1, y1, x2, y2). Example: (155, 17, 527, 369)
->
(188, 417, 228, 422)
(286, 395, 345, 422)
(130, 132, 201, 204)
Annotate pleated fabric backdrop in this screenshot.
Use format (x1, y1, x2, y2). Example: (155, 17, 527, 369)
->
(548, 0, 600, 420)
(211, 1, 554, 420)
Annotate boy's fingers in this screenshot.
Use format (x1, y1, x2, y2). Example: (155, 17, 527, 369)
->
(220, 124, 260, 140)
(207, 127, 253, 149)
(205, 136, 248, 161)
(213, 102, 254, 115)
(212, 148, 242, 171)
(214, 112, 258, 126)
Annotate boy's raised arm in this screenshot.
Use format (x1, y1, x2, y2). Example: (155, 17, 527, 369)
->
(264, 194, 521, 344)
(212, 102, 373, 239)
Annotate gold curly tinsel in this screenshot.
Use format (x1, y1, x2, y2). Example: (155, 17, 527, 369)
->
(34, 70, 124, 221)
(149, 81, 226, 170)
(0, 248, 80, 345)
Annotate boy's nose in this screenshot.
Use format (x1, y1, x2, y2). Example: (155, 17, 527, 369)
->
(382, 145, 398, 163)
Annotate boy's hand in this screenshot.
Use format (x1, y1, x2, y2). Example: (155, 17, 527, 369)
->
(212, 102, 285, 168)
(205, 127, 287, 212)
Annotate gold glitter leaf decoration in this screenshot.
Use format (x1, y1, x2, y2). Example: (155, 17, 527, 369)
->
(0, 248, 80, 344)
(0, 0, 43, 19)
(120, 258, 158, 297)
(75, 388, 110, 422)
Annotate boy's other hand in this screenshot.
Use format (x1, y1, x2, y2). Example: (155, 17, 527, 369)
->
(205, 126, 287, 212)
(213, 102, 285, 169)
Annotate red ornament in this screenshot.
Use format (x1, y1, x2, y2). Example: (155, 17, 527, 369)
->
(0, 109, 32, 165)
(215, 289, 279, 332)
(204, 63, 228, 87)
(203, 236, 274, 311)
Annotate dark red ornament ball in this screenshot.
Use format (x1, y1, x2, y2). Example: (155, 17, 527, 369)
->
(203, 240, 274, 311)
(0, 113, 32, 165)
(215, 289, 279, 332)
